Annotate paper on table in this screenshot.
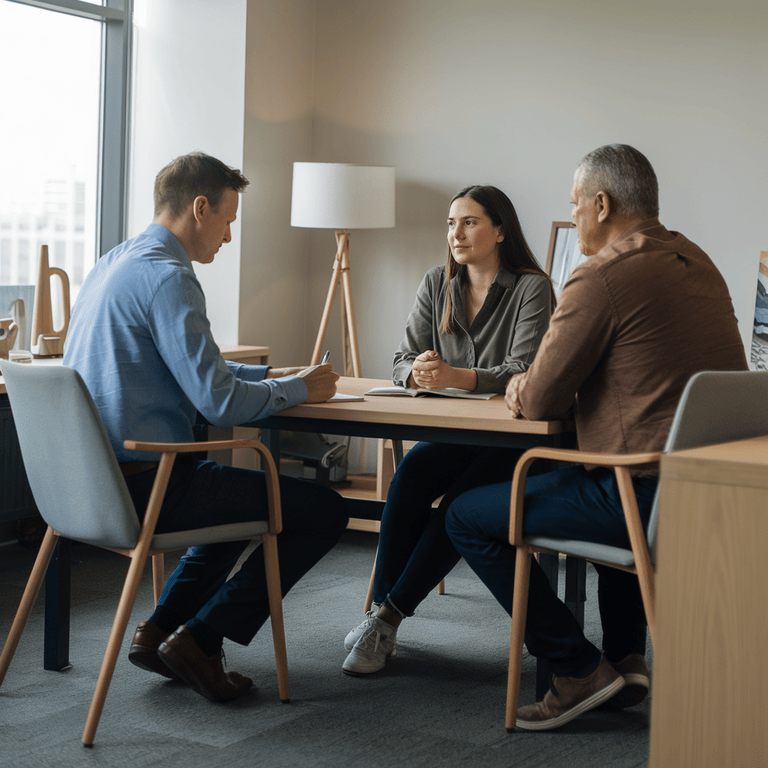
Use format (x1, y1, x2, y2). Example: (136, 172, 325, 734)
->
(329, 392, 365, 402)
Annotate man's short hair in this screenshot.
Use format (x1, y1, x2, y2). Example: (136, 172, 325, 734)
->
(154, 152, 250, 217)
(577, 144, 659, 219)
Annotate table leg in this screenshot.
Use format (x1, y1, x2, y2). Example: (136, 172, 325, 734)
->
(564, 556, 587, 627)
(262, 428, 281, 472)
(44, 537, 71, 671)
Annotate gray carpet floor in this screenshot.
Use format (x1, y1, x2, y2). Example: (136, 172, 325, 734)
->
(0, 530, 650, 767)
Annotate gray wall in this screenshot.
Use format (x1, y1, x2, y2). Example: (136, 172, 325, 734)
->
(130, 0, 767, 377)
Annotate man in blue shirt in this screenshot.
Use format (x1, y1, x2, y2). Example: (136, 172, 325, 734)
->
(64, 152, 348, 703)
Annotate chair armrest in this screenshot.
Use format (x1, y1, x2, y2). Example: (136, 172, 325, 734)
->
(124, 438, 270, 454)
(508, 447, 662, 546)
(123, 438, 283, 534)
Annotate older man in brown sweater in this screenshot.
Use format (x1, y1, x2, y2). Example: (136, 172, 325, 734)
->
(446, 144, 747, 731)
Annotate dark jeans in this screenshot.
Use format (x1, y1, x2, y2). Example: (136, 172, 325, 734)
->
(445, 465, 657, 676)
(374, 442, 521, 616)
(125, 457, 349, 645)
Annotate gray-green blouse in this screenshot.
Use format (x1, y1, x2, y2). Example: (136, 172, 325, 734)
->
(392, 265, 553, 394)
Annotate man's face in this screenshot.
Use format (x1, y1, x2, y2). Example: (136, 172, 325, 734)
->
(570, 172, 604, 257)
(190, 187, 239, 264)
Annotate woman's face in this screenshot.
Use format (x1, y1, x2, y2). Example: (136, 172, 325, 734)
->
(447, 197, 504, 269)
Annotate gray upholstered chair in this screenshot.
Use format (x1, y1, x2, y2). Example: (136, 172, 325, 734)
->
(505, 370, 768, 731)
(0, 361, 289, 745)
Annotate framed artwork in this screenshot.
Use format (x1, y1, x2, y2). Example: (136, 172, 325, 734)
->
(545, 221, 587, 297)
(750, 250, 768, 370)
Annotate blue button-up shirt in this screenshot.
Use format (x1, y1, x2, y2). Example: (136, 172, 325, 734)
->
(64, 224, 307, 461)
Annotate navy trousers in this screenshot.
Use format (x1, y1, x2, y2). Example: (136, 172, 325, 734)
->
(125, 457, 348, 645)
(445, 465, 657, 677)
(374, 442, 521, 616)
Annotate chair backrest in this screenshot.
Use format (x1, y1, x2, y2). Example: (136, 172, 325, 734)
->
(647, 370, 768, 550)
(0, 361, 141, 548)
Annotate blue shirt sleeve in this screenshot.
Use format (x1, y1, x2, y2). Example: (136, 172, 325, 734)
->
(147, 270, 308, 428)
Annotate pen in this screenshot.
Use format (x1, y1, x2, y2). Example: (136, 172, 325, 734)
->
(321, 350, 331, 364)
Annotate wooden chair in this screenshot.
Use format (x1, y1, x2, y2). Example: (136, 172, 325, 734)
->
(505, 370, 768, 731)
(0, 361, 289, 746)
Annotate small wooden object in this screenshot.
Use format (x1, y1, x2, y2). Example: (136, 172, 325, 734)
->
(31, 245, 70, 358)
(0, 317, 18, 359)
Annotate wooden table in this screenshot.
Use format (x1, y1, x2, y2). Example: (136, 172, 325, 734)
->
(253, 376, 573, 524)
(650, 435, 768, 767)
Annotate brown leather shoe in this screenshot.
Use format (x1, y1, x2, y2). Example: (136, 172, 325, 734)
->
(128, 621, 180, 680)
(158, 625, 253, 703)
(516, 657, 625, 731)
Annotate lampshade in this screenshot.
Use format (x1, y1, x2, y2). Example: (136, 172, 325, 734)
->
(290, 163, 395, 230)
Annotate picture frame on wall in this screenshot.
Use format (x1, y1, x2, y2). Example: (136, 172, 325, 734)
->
(545, 221, 587, 297)
(750, 250, 768, 370)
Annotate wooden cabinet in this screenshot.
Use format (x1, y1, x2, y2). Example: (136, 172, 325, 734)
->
(650, 435, 768, 767)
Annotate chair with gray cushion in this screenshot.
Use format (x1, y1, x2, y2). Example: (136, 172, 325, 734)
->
(505, 370, 768, 731)
(0, 361, 289, 745)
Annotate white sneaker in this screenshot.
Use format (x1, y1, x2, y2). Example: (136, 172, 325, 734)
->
(342, 616, 398, 676)
(344, 610, 397, 658)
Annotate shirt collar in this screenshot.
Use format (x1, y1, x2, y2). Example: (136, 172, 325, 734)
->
(143, 223, 194, 270)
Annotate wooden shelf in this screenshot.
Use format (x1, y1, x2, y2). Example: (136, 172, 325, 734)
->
(331, 474, 382, 533)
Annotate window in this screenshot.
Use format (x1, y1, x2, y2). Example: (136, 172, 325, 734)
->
(0, 0, 132, 311)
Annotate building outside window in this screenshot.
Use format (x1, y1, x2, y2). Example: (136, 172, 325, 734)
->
(0, 0, 132, 341)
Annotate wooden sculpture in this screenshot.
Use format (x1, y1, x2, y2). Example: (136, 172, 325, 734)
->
(31, 245, 70, 358)
(0, 317, 18, 360)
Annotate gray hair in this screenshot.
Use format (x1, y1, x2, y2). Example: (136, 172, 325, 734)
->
(576, 144, 659, 218)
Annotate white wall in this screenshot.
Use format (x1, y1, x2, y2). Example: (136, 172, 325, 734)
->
(239, 0, 316, 366)
(128, 0, 247, 347)
(306, 0, 768, 377)
(129, 0, 768, 376)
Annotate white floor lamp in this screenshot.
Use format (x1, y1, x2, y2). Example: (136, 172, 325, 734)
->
(291, 163, 395, 377)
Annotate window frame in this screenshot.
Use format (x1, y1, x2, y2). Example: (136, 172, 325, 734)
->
(7, 0, 133, 257)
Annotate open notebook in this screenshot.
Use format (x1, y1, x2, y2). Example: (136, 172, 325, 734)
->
(365, 386, 496, 400)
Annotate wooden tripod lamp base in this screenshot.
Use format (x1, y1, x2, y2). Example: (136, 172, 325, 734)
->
(310, 230, 362, 378)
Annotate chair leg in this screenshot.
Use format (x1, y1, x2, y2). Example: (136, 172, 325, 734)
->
(438, 579, 446, 595)
(0, 527, 58, 687)
(506, 548, 532, 732)
(81, 549, 150, 746)
(262, 534, 290, 703)
(151, 553, 165, 606)
(614, 467, 656, 647)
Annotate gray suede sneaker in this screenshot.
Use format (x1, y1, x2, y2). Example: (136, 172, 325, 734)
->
(342, 616, 398, 676)
(344, 610, 397, 657)
(515, 657, 625, 731)
(602, 654, 650, 709)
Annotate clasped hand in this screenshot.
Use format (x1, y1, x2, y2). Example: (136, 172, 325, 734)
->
(410, 350, 453, 389)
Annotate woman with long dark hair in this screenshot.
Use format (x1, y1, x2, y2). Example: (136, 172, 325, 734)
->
(342, 185, 554, 676)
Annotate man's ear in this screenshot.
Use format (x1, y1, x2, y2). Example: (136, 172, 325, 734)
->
(192, 195, 209, 224)
(595, 191, 611, 223)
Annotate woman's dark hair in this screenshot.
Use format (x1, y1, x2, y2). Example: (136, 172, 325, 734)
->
(440, 185, 553, 334)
